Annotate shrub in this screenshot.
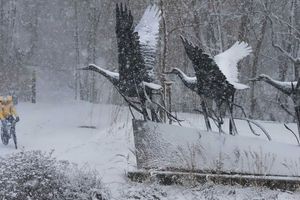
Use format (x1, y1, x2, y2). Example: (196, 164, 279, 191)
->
(0, 151, 110, 200)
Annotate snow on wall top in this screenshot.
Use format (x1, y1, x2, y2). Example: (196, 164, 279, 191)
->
(133, 120, 300, 176)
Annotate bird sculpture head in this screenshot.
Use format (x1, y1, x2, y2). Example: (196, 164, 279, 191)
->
(249, 74, 270, 82)
(165, 68, 182, 75)
(77, 65, 92, 71)
(257, 74, 270, 81)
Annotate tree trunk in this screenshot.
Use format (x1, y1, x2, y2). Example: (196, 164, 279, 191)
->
(238, 15, 250, 43)
(294, 105, 300, 139)
(212, 0, 224, 52)
(0, 0, 4, 66)
(249, 17, 268, 118)
(294, 61, 300, 81)
(86, 4, 100, 102)
(31, 70, 36, 104)
(159, 0, 168, 123)
(74, 0, 81, 100)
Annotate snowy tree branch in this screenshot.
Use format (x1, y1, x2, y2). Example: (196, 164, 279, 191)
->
(267, 14, 299, 63)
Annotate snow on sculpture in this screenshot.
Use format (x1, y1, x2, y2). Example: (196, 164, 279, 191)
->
(176, 36, 252, 135)
(214, 41, 252, 90)
(165, 68, 212, 131)
(251, 74, 300, 144)
(80, 4, 179, 123)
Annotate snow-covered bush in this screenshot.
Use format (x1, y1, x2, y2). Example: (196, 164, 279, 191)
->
(62, 162, 110, 200)
(0, 151, 110, 200)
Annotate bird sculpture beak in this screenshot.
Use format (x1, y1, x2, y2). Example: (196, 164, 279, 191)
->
(248, 77, 260, 82)
(164, 71, 173, 74)
(77, 67, 89, 71)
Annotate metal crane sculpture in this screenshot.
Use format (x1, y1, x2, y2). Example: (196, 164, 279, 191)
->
(166, 68, 197, 91)
(80, 4, 178, 122)
(251, 74, 297, 96)
(251, 74, 300, 142)
(179, 36, 251, 135)
(166, 68, 212, 131)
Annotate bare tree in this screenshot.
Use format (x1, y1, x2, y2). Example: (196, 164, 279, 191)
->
(74, 0, 81, 100)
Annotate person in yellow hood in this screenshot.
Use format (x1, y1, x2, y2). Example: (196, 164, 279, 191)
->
(0, 96, 19, 124)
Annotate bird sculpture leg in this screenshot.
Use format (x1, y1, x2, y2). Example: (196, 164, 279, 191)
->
(214, 103, 224, 133)
(128, 105, 136, 119)
(228, 111, 238, 135)
(218, 115, 224, 133)
(228, 95, 238, 135)
(142, 107, 149, 121)
(201, 99, 212, 132)
(150, 108, 159, 122)
(140, 97, 150, 121)
(217, 117, 224, 133)
(149, 92, 160, 122)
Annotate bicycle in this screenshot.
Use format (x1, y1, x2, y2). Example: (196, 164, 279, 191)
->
(1, 118, 17, 149)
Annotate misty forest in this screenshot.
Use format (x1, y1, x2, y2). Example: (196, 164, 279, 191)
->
(1, 0, 300, 199)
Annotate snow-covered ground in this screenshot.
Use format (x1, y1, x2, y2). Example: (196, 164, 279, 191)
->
(1, 100, 300, 199)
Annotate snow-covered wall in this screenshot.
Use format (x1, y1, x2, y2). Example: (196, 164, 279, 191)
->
(133, 120, 300, 176)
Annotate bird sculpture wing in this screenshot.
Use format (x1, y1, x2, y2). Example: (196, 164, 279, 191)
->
(135, 5, 161, 82)
(180, 36, 235, 101)
(115, 4, 146, 86)
(214, 41, 252, 89)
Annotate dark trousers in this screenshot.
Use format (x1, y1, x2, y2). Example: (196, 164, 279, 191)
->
(2, 115, 16, 136)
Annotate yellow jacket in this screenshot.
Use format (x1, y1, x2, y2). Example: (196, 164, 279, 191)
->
(0, 102, 18, 120)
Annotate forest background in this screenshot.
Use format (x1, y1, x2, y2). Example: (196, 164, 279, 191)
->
(0, 0, 299, 122)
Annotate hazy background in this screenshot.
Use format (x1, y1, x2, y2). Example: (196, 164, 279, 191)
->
(0, 0, 299, 122)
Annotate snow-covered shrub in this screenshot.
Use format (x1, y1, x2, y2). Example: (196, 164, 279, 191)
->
(122, 183, 168, 200)
(0, 151, 110, 200)
(62, 163, 110, 200)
